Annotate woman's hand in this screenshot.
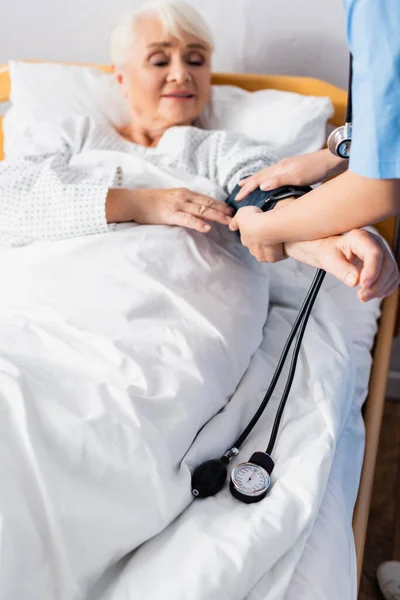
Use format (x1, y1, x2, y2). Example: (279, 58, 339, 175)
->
(234, 149, 348, 201)
(107, 187, 233, 232)
(285, 229, 400, 302)
(230, 205, 399, 300)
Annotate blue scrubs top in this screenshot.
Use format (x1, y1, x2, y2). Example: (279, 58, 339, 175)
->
(344, 0, 400, 179)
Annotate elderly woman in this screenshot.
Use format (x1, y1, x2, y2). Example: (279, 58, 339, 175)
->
(0, 0, 398, 299)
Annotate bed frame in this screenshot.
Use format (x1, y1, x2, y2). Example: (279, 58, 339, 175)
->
(0, 63, 398, 591)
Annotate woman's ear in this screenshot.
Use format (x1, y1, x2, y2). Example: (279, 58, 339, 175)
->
(112, 65, 128, 97)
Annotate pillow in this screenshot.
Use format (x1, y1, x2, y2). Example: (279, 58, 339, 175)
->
(198, 85, 333, 156)
(4, 60, 333, 158)
(8, 61, 130, 126)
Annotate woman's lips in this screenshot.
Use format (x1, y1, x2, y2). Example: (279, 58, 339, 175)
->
(162, 91, 195, 100)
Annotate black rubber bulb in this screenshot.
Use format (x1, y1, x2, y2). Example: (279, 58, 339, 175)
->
(191, 457, 229, 498)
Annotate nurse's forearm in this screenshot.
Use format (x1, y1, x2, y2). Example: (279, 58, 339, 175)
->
(260, 171, 400, 243)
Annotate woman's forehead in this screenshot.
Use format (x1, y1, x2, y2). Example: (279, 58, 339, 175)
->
(133, 15, 209, 51)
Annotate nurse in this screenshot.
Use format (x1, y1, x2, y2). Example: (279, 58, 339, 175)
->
(230, 0, 400, 302)
(229, 3, 400, 596)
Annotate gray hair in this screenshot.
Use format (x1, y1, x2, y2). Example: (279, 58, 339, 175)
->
(111, 0, 215, 67)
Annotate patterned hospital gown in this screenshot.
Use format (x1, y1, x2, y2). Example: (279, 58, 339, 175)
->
(0, 116, 278, 246)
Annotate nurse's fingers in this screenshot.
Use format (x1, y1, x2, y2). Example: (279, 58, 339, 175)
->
(235, 166, 287, 201)
(236, 176, 282, 201)
(229, 206, 263, 232)
(235, 177, 264, 201)
(229, 217, 239, 231)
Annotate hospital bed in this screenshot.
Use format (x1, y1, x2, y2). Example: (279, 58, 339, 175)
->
(0, 64, 398, 596)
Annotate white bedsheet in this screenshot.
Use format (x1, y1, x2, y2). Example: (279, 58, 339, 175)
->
(89, 261, 379, 600)
(0, 153, 380, 600)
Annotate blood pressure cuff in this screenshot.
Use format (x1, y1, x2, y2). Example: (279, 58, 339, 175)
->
(226, 184, 313, 214)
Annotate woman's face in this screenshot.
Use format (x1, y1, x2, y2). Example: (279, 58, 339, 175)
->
(114, 15, 212, 133)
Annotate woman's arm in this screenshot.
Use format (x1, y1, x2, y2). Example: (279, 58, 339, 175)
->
(0, 118, 232, 246)
(284, 228, 400, 302)
(106, 188, 232, 232)
(0, 117, 120, 245)
(206, 130, 279, 194)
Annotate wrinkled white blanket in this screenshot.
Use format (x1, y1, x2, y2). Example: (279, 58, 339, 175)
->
(0, 152, 355, 600)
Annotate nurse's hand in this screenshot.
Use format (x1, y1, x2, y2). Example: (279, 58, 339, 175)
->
(234, 149, 347, 201)
(285, 229, 400, 302)
(229, 206, 287, 262)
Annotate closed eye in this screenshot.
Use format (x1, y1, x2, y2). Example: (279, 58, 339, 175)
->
(149, 52, 169, 67)
(149, 51, 207, 68)
(186, 52, 205, 66)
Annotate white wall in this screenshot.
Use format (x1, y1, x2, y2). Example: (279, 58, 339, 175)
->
(0, 0, 349, 88)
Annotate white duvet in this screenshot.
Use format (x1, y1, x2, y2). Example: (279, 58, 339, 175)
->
(0, 152, 358, 600)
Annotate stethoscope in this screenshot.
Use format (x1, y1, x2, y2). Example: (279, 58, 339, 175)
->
(191, 55, 353, 504)
(328, 54, 353, 159)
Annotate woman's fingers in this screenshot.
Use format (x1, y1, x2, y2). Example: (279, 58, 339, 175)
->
(341, 230, 383, 288)
(165, 190, 234, 232)
(321, 246, 361, 287)
(382, 276, 400, 298)
(186, 194, 232, 225)
(169, 210, 212, 233)
(188, 193, 233, 216)
(339, 229, 399, 301)
(359, 258, 400, 301)
(361, 262, 394, 298)
(356, 233, 399, 299)
(185, 203, 231, 226)
(168, 192, 234, 231)
(358, 247, 383, 290)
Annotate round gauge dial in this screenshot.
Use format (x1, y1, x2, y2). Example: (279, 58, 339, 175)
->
(231, 462, 271, 497)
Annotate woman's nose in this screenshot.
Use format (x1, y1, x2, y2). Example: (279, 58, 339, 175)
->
(166, 60, 190, 84)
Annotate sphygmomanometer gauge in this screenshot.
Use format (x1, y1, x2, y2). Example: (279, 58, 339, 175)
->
(230, 462, 271, 504)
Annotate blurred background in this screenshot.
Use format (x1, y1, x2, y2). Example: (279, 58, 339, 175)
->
(0, 0, 349, 86)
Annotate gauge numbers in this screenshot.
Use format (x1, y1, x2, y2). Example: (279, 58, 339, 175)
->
(231, 462, 270, 497)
